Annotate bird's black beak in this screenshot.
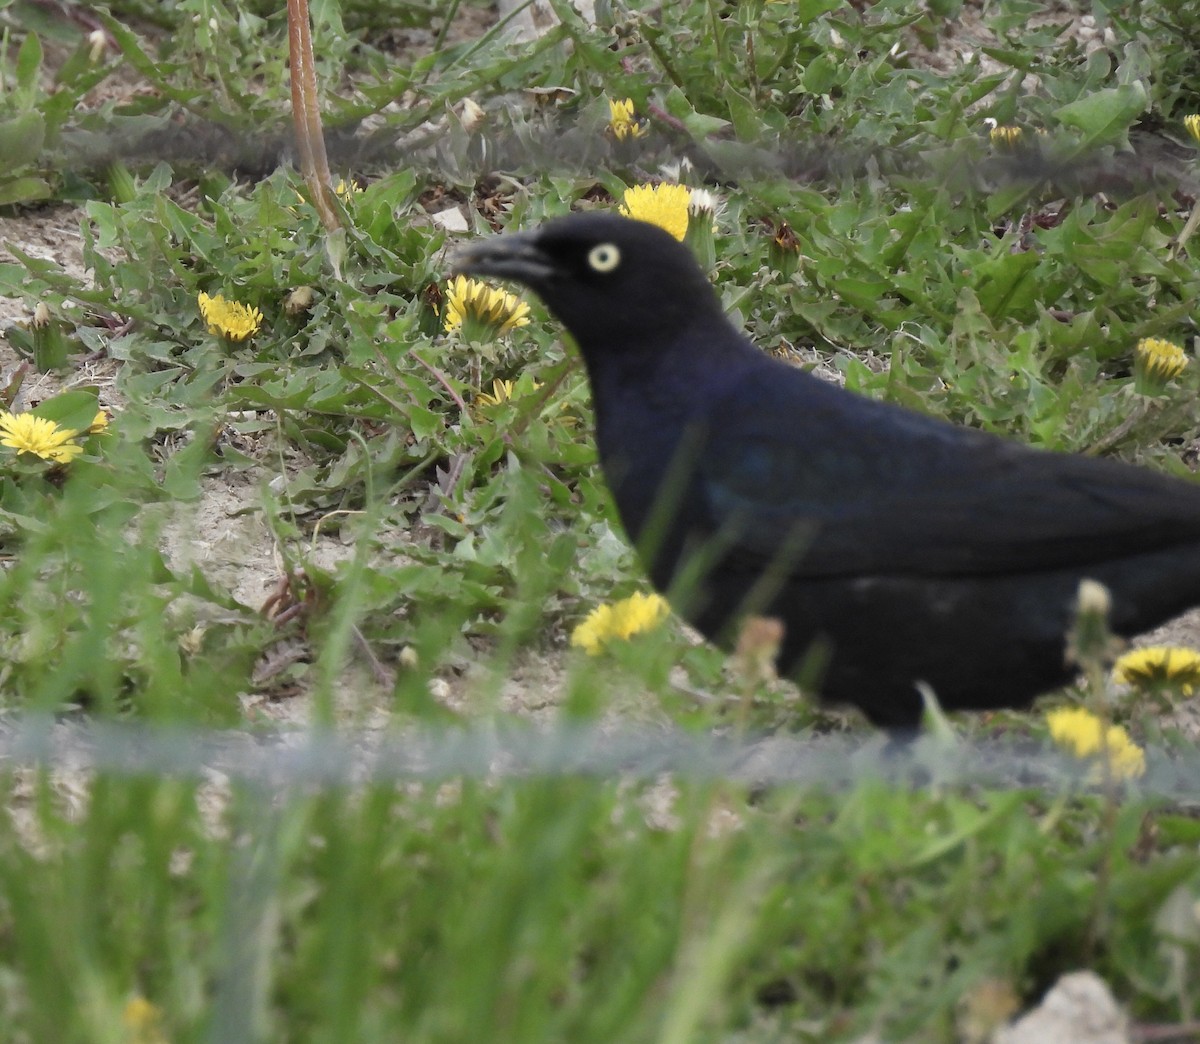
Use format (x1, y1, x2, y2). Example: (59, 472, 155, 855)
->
(451, 231, 555, 286)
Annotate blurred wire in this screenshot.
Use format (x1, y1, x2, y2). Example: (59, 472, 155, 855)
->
(1, 713, 1198, 799)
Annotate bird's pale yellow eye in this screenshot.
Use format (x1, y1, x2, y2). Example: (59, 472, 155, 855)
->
(587, 243, 621, 273)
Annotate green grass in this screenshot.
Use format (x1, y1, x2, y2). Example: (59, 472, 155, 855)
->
(0, 0, 1198, 1039)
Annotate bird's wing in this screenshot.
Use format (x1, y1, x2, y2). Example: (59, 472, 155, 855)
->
(696, 368, 1200, 579)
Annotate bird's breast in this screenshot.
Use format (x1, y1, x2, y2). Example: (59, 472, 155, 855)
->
(594, 415, 715, 590)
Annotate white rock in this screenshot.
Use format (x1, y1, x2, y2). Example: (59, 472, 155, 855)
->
(992, 971, 1130, 1044)
(430, 207, 469, 233)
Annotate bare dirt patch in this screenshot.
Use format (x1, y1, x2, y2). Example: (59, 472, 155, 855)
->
(0, 205, 123, 409)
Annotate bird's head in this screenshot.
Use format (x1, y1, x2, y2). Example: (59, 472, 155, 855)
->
(451, 212, 725, 356)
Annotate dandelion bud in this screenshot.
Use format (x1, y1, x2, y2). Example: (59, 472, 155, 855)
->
(685, 190, 720, 271)
(768, 221, 801, 280)
(29, 302, 69, 370)
(734, 616, 784, 686)
(1077, 579, 1111, 618)
(1134, 337, 1188, 395)
(87, 29, 107, 64)
(1068, 579, 1115, 672)
(285, 286, 315, 316)
(460, 98, 486, 134)
(989, 124, 1023, 150)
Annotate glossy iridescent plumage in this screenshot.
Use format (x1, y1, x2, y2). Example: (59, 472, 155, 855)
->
(455, 212, 1200, 727)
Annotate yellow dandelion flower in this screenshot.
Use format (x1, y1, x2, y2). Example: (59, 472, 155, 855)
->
(87, 410, 109, 433)
(334, 177, 362, 202)
(122, 996, 167, 1044)
(619, 183, 692, 241)
(198, 292, 264, 342)
(608, 97, 647, 141)
(477, 379, 518, 408)
(989, 124, 1023, 149)
(1046, 707, 1145, 780)
(1113, 646, 1200, 695)
(1184, 114, 1200, 145)
(1134, 336, 1188, 393)
(476, 378, 542, 408)
(443, 275, 530, 338)
(570, 592, 671, 656)
(0, 410, 85, 464)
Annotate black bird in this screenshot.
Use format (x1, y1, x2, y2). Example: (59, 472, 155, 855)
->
(454, 212, 1200, 727)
